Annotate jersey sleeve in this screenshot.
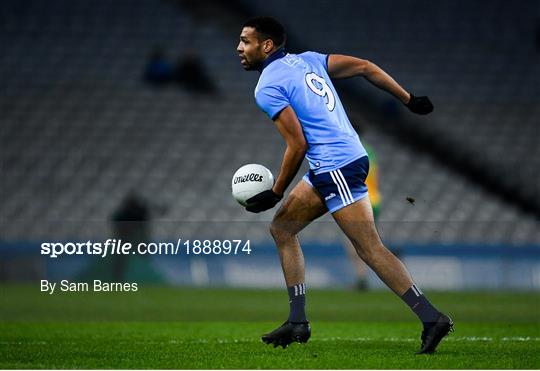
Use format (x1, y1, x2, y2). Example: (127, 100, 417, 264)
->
(301, 51, 329, 71)
(255, 85, 290, 120)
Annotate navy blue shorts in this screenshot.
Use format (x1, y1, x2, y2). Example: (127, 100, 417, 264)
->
(303, 156, 369, 213)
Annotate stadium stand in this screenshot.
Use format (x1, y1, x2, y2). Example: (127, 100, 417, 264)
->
(238, 0, 540, 213)
(0, 0, 538, 248)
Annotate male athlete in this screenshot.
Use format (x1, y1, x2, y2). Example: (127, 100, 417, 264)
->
(237, 16, 453, 354)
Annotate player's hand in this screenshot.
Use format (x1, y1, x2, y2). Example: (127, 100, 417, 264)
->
(405, 94, 434, 115)
(245, 190, 282, 213)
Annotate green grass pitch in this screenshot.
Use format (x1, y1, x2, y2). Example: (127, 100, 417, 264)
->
(1, 284, 539, 369)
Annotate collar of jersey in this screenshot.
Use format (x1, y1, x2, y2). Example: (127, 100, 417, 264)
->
(259, 47, 286, 72)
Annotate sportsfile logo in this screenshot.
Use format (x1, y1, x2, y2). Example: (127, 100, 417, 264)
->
(233, 173, 264, 184)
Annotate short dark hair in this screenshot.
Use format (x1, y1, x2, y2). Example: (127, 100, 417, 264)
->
(243, 16, 286, 48)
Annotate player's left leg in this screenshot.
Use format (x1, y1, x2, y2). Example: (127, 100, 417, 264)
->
(332, 196, 453, 353)
(332, 196, 414, 294)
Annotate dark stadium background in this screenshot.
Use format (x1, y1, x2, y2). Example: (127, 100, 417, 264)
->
(0, 0, 539, 369)
(1, 0, 538, 289)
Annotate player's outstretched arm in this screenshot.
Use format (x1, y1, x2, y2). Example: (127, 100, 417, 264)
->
(327, 54, 433, 114)
(327, 54, 409, 102)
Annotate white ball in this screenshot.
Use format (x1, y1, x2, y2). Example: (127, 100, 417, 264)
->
(231, 164, 274, 206)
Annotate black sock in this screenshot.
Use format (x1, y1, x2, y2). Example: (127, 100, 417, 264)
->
(401, 284, 441, 327)
(287, 283, 307, 323)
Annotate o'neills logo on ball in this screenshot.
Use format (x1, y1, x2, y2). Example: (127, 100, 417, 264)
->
(234, 173, 264, 184)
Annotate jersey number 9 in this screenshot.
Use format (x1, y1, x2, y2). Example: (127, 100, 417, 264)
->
(305, 72, 335, 111)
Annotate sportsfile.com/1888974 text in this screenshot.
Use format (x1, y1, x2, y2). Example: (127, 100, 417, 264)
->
(40, 239, 252, 258)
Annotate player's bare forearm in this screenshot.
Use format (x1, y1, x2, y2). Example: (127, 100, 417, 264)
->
(272, 106, 308, 197)
(273, 146, 305, 197)
(328, 54, 410, 104)
(363, 63, 410, 104)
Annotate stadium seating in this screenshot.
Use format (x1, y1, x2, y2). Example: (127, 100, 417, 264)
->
(240, 0, 540, 209)
(0, 0, 538, 246)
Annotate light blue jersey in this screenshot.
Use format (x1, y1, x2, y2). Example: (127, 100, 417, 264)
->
(255, 50, 367, 174)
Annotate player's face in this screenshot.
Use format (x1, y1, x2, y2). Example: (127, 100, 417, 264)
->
(237, 27, 267, 71)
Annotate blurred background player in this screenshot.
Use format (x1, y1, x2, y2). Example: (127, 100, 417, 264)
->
(110, 192, 151, 281)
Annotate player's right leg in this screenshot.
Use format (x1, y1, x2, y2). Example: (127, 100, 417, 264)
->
(262, 179, 327, 348)
(269, 179, 327, 287)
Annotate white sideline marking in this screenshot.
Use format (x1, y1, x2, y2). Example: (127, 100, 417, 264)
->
(1, 336, 538, 346)
(313, 336, 539, 342)
(501, 336, 540, 341)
